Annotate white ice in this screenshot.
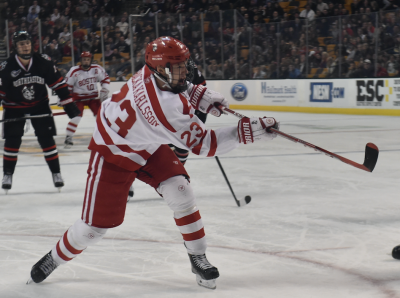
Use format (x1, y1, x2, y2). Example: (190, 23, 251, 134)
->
(1, 109, 400, 298)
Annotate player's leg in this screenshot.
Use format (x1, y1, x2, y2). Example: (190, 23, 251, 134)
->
(138, 145, 219, 289)
(88, 99, 101, 117)
(29, 151, 137, 283)
(65, 102, 84, 148)
(31, 105, 63, 190)
(1, 108, 25, 192)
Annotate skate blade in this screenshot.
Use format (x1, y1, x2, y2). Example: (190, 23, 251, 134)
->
(4, 190, 8, 195)
(57, 187, 62, 193)
(64, 144, 72, 149)
(196, 275, 216, 290)
(26, 277, 33, 284)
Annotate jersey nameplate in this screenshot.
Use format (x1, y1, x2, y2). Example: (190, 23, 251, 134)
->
(13, 76, 45, 87)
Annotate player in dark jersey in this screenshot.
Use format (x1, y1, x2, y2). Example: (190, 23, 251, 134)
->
(0, 31, 80, 193)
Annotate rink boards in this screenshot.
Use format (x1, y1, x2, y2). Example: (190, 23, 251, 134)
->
(40, 78, 400, 116)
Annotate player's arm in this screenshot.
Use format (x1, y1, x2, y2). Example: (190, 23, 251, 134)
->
(64, 67, 76, 94)
(42, 55, 80, 118)
(98, 67, 110, 102)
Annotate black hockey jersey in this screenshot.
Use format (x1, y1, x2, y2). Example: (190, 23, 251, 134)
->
(192, 65, 206, 86)
(0, 53, 72, 113)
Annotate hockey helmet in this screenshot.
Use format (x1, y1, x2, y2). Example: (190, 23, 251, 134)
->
(12, 31, 32, 60)
(80, 51, 93, 69)
(145, 36, 194, 93)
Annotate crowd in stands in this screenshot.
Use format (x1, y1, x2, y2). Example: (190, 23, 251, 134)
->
(1, 0, 400, 80)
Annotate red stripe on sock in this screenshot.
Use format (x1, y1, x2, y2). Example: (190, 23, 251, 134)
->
(3, 156, 17, 161)
(56, 241, 73, 261)
(4, 147, 19, 152)
(174, 211, 201, 226)
(67, 128, 76, 133)
(45, 155, 59, 161)
(43, 145, 57, 151)
(182, 228, 205, 241)
(69, 122, 78, 128)
(63, 232, 83, 255)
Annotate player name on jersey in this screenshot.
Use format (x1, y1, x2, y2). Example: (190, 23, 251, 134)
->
(13, 76, 45, 87)
(132, 73, 159, 127)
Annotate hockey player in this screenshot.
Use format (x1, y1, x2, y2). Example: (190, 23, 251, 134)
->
(64, 51, 110, 148)
(28, 36, 279, 290)
(0, 31, 80, 192)
(128, 61, 206, 199)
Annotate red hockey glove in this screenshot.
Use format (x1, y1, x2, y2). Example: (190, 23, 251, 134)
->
(188, 85, 229, 117)
(238, 117, 279, 144)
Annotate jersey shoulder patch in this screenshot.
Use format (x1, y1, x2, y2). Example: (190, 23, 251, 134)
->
(0, 61, 8, 71)
(41, 54, 52, 61)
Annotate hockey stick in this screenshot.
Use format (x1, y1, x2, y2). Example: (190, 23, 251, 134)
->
(219, 106, 379, 173)
(215, 156, 251, 207)
(0, 112, 66, 123)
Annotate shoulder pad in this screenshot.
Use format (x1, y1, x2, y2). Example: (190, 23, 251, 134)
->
(41, 54, 52, 61)
(0, 61, 7, 71)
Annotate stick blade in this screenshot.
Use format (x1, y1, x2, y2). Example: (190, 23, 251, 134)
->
(238, 196, 252, 207)
(363, 143, 379, 172)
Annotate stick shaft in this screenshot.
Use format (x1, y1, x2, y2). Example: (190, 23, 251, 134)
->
(215, 156, 240, 207)
(0, 112, 66, 123)
(220, 106, 374, 172)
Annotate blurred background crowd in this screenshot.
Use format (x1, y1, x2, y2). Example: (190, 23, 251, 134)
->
(1, 0, 400, 81)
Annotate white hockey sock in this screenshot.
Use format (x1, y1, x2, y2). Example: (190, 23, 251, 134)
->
(51, 219, 107, 265)
(66, 116, 82, 137)
(174, 206, 207, 255)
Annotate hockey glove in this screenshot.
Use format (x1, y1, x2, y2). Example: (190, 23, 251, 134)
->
(238, 117, 279, 144)
(63, 102, 81, 119)
(189, 85, 228, 117)
(100, 87, 109, 102)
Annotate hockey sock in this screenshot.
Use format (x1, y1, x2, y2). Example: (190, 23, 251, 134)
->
(52, 219, 107, 265)
(66, 116, 82, 137)
(174, 147, 189, 165)
(174, 206, 207, 255)
(3, 137, 22, 174)
(37, 136, 60, 173)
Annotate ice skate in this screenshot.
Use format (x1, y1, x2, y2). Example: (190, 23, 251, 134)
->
(52, 173, 64, 191)
(27, 251, 59, 284)
(127, 185, 134, 202)
(2, 173, 12, 194)
(188, 253, 219, 290)
(64, 136, 73, 149)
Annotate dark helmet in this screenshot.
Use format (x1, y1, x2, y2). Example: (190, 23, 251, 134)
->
(12, 31, 32, 60)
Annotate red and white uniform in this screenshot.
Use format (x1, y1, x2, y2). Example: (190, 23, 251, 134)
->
(89, 65, 239, 171)
(65, 64, 110, 101)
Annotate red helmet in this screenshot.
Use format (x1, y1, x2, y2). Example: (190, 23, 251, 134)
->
(145, 36, 190, 71)
(81, 51, 93, 58)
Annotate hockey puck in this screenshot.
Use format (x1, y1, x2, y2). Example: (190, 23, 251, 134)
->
(244, 196, 251, 204)
(392, 245, 400, 259)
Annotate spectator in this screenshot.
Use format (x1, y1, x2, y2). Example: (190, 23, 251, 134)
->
(45, 43, 62, 64)
(376, 62, 389, 77)
(288, 64, 301, 78)
(317, 0, 329, 12)
(51, 9, 61, 22)
(27, 6, 39, 23)
(116, 17, 129, 36)
(300, 5, 316, 21)
(29, 1, 41, 15)
(78, 0, 90, 15)
(59, 27, 71, 42)
(113, 36, 130, 53)
(252, 66, 267, 78)
(106, 48, 122, 61)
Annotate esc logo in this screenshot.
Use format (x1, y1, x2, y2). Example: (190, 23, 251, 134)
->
(310, 83, 345, 102)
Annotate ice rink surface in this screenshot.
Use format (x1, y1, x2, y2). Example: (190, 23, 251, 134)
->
(1, 109, 400, 298)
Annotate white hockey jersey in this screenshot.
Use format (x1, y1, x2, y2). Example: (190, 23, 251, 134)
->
(65, 65, 110, 101)
(88, 65, 240, 171)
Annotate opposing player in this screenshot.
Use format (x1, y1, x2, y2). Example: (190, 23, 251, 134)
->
(64, 51, 110, 148)
(28, 37, 279, 290)
(0, 31, 80, 193)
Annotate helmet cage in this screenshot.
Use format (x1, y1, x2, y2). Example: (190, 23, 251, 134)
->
(147, 56, 194, 94)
